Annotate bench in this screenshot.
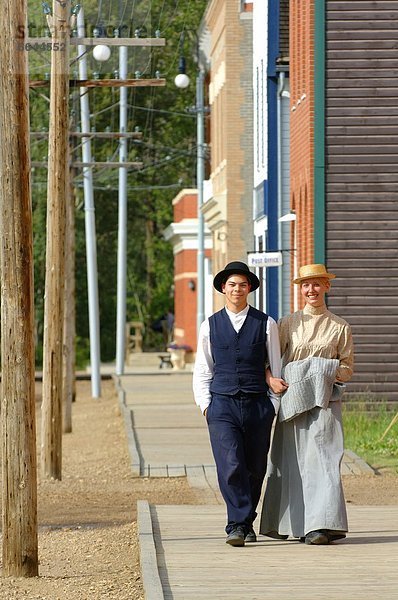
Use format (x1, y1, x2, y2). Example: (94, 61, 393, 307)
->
(158, 353, 173, 369)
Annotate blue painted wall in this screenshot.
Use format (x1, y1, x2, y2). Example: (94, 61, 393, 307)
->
(265, 0, 280, 320)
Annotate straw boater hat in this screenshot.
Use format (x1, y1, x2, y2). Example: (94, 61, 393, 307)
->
(293, 264, 336, 285)
(213, 261, 260, 293)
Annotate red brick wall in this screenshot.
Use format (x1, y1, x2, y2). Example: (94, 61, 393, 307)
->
(173, 191, 197, 222)
(171, 190, 211, 350)
(174, 250, 198, 350)
(290, 0, 315, 309)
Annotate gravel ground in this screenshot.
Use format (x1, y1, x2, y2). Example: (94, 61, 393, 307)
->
(1, 379, 397, 599)
(0, 380, 200, 599)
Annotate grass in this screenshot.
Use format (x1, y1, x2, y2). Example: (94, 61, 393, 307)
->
(343, 405, 398, 474)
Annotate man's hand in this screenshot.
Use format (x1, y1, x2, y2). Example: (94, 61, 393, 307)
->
(204, 408, 208, 417)
(268, 376, 288, 394)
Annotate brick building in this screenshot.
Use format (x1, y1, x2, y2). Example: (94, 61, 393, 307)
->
(290, 0, 398, 401)
(289, 0, 315, 311)
(163, 190, 212, 351)
(203, 0, 254, 312)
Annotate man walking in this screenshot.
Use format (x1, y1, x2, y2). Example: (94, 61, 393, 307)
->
(193, 261, 282, 547)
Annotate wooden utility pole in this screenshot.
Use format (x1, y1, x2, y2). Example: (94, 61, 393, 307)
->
(41, 0, 71, 479)
(0, 0, 38, 577)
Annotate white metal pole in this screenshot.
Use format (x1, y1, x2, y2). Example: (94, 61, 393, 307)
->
(196, 69, 205, 336)
(115, 44, 128, 375)
(77, 9, 101, 397)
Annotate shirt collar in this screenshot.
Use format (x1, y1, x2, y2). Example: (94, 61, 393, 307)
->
(225, 304, 250, 320)
(303, 303, 328, 316)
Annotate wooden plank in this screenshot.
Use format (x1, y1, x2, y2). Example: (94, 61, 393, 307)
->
(326, 115, 398, 126)
(346, 373, 398, 384)
(328, 39, 398, 50)
(347, 343, 398, 353)
(328, 48, 398, 58)
(328, 29, 398, 40)
(327, 12, 398, 22)
(327, 260, 398, 269)
(341, 315, 398, 325)
(137, 501, 164, 600)
(347, 354, 398, 364)
(328, 165, 398, 175)
(327, 210, 398, 220)
(328, 1, 398, 10)
(327, 144, 398, 155)
(327, 156, 398, 165)
(327, 218, 398, 230)
(327, 189, 397, 199)
(350, 325, 398, 334)
(150, 505, 398, 599)
(329, 254, 398, 264)
(329, 125, 398, 134)
(351, 334, 398, 344)
(332, 288, 398, 298)
(327, 220, 398, 230)
(327, 98, 398, 108)
(327, 107, 398, 117)
(327, 206, 398, 216)
(345, 371, 398, 382)
(327, 87, 398, 98)
(333, 296, 398, 306)
(327, 183, 398, 193)
(327, 174, 398, 183)
(328, 77, 398, 87)
(328, 59, 398, 70)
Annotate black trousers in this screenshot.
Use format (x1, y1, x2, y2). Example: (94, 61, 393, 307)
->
(206, 392, 275, 535)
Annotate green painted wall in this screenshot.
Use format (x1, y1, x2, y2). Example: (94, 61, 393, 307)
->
(314, 0, 325, 263)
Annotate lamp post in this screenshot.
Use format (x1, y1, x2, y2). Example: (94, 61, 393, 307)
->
(279, 210, 298, 311)
(175, 32, 206, 337)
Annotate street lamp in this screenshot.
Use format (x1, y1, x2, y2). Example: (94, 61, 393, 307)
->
(175, 31, 206, 337)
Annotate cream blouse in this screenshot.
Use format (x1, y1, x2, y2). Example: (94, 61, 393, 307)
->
(278, 303, 354, 383)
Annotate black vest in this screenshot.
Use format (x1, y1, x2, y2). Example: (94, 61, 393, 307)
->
(209, 306, 269, 395)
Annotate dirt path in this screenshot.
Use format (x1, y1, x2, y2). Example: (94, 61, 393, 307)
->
(0, 380, 200, 599)
(0, 379, 397, 599)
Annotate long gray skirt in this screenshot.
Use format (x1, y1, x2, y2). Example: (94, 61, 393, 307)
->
(259, 401, 348, 538)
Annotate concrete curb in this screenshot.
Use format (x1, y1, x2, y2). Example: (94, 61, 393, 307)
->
(137, 501, 164, 600)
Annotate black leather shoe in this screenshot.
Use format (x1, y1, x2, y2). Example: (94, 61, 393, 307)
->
(226, 526, 245, 547)
(304, 530, 329, 545)
(245, 528, 257, 543)
(327, 531, 346, 542)
(265, 530, 289, 540)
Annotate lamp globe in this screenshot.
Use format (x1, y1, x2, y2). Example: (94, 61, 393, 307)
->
(174, 73, 190, 89)
(93, 44, 111, 62)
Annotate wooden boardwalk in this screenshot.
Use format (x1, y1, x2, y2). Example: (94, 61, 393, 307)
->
(115, 370, 396, 599)
(139, 502, 398, 600)
(117, 372, 373, 480)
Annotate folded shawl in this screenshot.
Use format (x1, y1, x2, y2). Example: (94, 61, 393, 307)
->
(278, 356, 346, 422)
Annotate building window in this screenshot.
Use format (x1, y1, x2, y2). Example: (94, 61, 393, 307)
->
(254, 185, 265, 219)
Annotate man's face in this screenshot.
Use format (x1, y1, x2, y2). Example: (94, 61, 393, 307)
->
(300, 277, 330, 307)
(222, 274, 251, 312)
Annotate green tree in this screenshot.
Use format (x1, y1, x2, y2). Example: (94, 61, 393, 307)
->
(29, 0, 207, 364)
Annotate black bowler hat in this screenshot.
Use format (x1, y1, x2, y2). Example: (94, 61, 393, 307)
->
(213, 261, 260, 293)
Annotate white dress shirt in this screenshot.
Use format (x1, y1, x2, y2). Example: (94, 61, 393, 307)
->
(192, 305, 282, 414)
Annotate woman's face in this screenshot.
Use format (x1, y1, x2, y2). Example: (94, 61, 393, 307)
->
(300, 277, 330, 307)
